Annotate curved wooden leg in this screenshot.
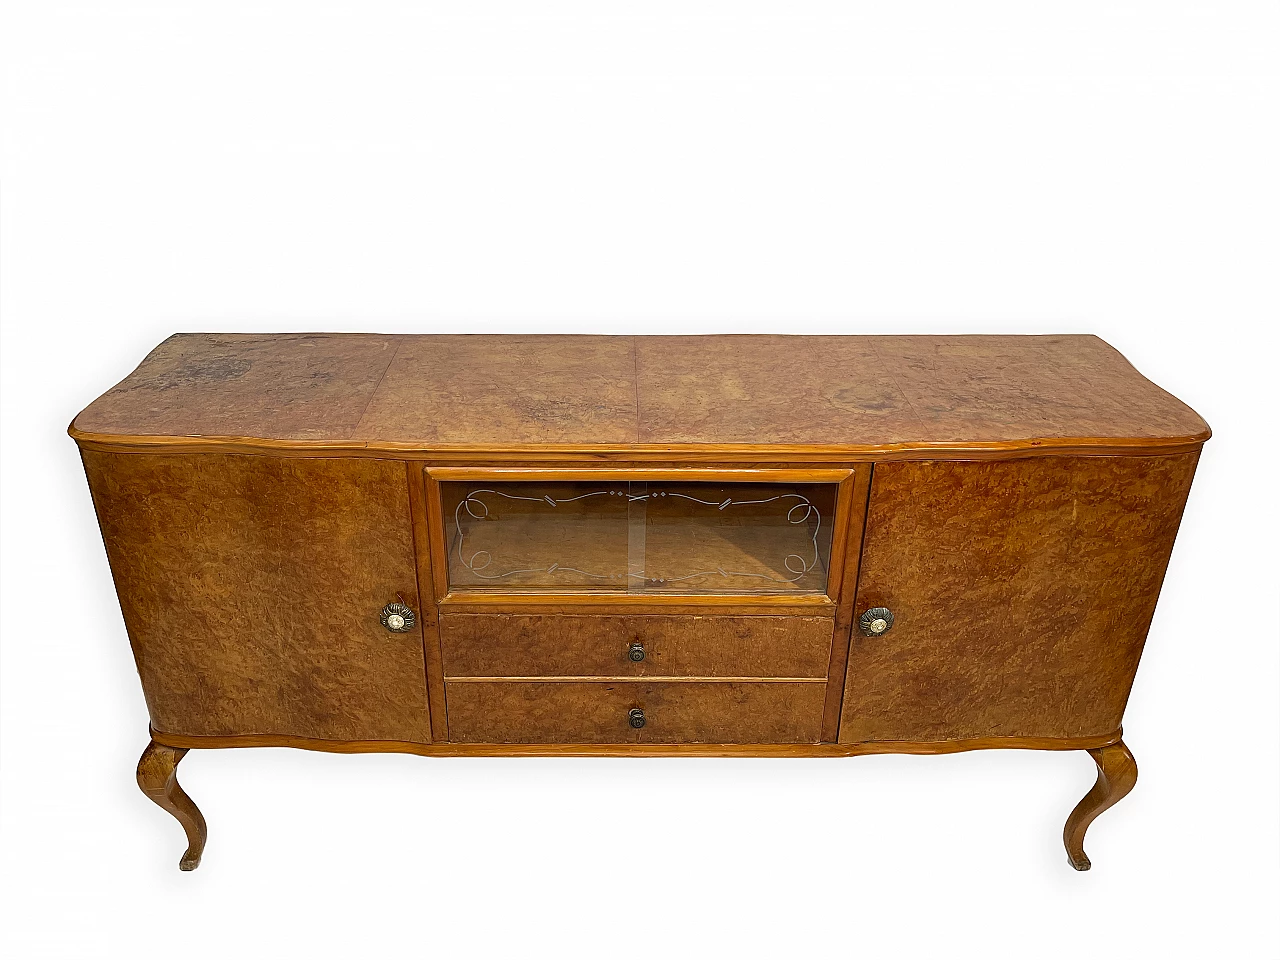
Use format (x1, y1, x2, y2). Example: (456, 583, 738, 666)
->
(1063, 739, 1137, 871)
(137, 740, 207, 871)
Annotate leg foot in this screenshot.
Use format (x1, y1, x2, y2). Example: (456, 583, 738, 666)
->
(137, 739, 207, 871)
(1063, 739, 1137, 871)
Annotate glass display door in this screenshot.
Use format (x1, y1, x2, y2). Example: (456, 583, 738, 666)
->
(433, 471, 849, 598)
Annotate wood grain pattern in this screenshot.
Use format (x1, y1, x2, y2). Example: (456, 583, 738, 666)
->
(1063, 739, 1139, 870)
(426, 467, 855, 481)
(437, 594, 837, 612)
(445, 681, 827, 743)
(634, 335, 1207, 444)
(822, 468, 873, 741)
(862, 335, 1206, 444)
(633, 335, 906, 445)
(149, 726, 1123, 757)
(353, 334, 640, 445)
(136, 740, 207, 871)
(406, 461, 447, 741)
(72, 333, 400, 440)
(82, 452, 432, 741)
(840, 454, 1200, 743)
(439, 614, 834, 678)
(71, 334, 1210, 455)
(70, 435, 1209, 461)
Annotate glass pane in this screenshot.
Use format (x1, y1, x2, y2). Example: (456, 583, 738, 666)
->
(443, 482, 630, 589)
(640, 482, 836, 594)
(442, 480, 837, 596)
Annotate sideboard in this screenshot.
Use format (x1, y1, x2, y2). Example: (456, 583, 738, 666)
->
(70, 333, 1208, 871)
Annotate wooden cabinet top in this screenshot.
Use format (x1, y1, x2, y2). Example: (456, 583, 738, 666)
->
(70, 333, 1209, 458)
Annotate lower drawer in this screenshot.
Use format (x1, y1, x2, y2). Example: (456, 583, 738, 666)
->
(445, 680, 826, 744)
(439, 614, 834, 678)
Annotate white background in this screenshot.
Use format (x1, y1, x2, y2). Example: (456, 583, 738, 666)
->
(2, 2, 1278, 958)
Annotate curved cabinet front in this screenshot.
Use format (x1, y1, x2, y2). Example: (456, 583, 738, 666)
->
(82, 452, 433, 743)
(840, 454, 1200, 743)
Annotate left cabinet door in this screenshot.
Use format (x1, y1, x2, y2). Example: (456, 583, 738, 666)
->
(82, 453, 432, 743)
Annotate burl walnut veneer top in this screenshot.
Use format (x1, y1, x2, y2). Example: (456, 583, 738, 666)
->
(71, 333, 1209, 454)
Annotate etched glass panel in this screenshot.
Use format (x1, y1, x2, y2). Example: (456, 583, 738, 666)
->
(443, 482, 630, 590)
(442, 480, 837, 596)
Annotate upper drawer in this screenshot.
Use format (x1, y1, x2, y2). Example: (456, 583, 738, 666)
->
(439, 614, 834, 679)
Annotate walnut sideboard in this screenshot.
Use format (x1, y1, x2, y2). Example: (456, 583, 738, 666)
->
(70, 333, 1209, 871)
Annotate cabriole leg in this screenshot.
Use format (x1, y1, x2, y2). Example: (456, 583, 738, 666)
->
(1063, 739, 1138, 871)
(136, 739, 207, 871)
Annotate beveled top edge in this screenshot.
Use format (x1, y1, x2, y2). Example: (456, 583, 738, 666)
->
(66, 431, 1211, 461)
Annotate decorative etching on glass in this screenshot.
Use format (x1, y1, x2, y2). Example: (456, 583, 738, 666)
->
(452, 486, 824, 587)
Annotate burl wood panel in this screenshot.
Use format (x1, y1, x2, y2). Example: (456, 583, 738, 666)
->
(632, 334, 1209, 445)
(81, 452, 432, 741)
(72, 333, 399, 440)
(446, 681, 827, 743)
(840, 454, 1199, 743)
(863, 336, 1205, 443)
(72, 334, 1209, 450)
(633, 336, 913, 445)
(352, 335, 639, 444)
(439, 614, 834, 678)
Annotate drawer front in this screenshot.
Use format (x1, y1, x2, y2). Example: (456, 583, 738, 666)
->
(439, 614, 834, 679)
(445, 681, 826, 743)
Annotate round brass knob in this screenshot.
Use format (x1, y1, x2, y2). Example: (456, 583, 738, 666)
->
(859, 607, 895, 636)
(380, 601, 416, 633)
(628, 707, 646, 729)
(628, 642, 646, 663)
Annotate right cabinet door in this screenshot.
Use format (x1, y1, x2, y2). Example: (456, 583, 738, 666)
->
(840, 454, 1199, 744)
